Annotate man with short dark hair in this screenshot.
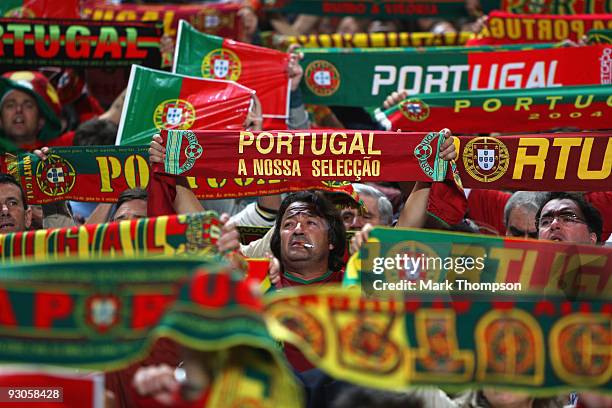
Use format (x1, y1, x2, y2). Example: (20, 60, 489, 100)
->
(0, 173, 31, 233)
(112, 188, 148, 222)
(536, 192, 602, 245)
(270, 191, 346, 287)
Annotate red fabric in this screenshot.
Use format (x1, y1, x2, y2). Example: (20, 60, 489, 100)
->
(75, 94, 104, 124)
(105, 338, 181, 408)
(427, 180, 468, 227)
(466, 189, 511, 236)
(21, 131, 75, 151)
(147, 163, 177, 218)
(584, 191, 612, 242)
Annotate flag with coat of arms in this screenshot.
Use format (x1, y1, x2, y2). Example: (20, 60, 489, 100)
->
(173, 20, 290, 129)
(116, 65, 254, 146)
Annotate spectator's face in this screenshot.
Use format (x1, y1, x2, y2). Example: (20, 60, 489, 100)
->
(505, 206, 537, 239)
(112, 199, 147, 222)
(537, 199, 597, 244)
(0, 90, 43, 143)
(341, 194, 382, 230)
(0, 182, 31, 233)
(280, 202, 331, 269)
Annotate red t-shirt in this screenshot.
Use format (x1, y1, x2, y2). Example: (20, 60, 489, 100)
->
(466, 189, 511, 235)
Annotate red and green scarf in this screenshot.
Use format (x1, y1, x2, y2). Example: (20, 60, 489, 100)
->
(81, 1, 242, 39)
(0, 259, 303, 407)
(298, 44, 609, 107)
(0, 18, 162, 69)
(375, 85, 612, 133)
(266, 286, 610, 395)
(473, 11, 612, 44)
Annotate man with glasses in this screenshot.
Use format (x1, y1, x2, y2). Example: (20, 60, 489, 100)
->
(535, 192, 602, 245)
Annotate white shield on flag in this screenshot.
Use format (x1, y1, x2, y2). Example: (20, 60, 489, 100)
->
(166, 108, 183, 125)
(47, 167, 64, 184)
(313, 70, 331, 86)
(214, 59, 230, 78)
(477, 149, 495, 171)
(205, 15, 220, 28)
(91, 298, 117, 326)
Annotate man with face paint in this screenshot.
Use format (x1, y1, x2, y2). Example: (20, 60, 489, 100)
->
(270, 191, 346, 288)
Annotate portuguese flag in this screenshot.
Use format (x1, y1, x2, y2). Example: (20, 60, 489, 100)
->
(174, 20, 290, 129)
(375, 85, 612, 133)
(0, 0, 79, 18)
(116, 65, 254, 146)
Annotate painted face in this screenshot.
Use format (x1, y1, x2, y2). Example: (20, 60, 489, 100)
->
(505, 206, 538, 239)
(537, 199, 597, 244)
(280, 202, 332, 268)
(112, 199, 147, 222)
(340, 194, 383, 230)
(0, 89, 43, 144)
(0, 182, 31, 233)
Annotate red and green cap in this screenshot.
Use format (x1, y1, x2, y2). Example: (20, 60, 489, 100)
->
(0, 71, 63, 142)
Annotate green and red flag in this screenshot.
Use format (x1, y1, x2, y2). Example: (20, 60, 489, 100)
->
(81, 1, 242, 39)
(472, 11, 612, 44)
(116, 65, 254, 146)
(174, 20, 290, 129)
(375, 85, 612, 133)
(299, 44, 610, 106)
(0, 0, 79, 18)
(0, 18, 162, 68)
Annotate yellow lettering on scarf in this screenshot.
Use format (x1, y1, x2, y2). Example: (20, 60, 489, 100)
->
(513, 138, 548, 179)
(553, 138, 582, 179)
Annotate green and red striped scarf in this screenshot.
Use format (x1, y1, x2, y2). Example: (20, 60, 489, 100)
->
(375, 85, 612, 133)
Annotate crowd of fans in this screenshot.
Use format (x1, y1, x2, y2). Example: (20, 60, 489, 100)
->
(0, 0, 610, 407)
